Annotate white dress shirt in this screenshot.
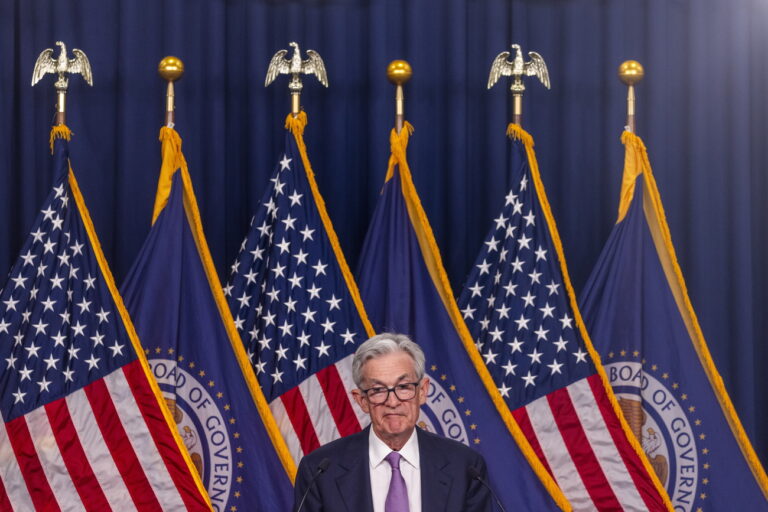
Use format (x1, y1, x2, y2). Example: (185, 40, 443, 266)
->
(369, 427, 421, 512)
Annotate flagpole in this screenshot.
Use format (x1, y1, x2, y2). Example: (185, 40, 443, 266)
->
(618, 60, 644, 134)
(159, 56, 184, 128)
(386, 60, 412, 134)
(55, 87, 67, 126)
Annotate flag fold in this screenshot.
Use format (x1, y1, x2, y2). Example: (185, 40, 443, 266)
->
(121, 126, 294, 511)
(579, 130, 768, 510)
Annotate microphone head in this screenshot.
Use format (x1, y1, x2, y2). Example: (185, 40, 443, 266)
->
(467, 466, 482, 480)
(317, 458, 331, 472)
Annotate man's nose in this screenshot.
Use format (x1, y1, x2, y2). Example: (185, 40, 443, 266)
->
(384, 389, 402, 407)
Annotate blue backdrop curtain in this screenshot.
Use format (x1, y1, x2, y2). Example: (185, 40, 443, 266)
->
(1, 0, 767, 464)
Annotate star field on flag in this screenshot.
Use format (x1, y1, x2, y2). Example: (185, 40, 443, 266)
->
(226, 115, 372, 462)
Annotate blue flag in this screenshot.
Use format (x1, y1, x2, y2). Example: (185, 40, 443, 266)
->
(579, 131, 768, 510)
(121, 127, 294, 511)
(356, 123, 568, 511)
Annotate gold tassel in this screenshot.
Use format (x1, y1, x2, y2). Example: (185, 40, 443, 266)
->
(49, 125, 72, 154)
(505, 123, 534, 147)
(152, 126, 186, 224)
(285, 111, 308, 138)
(385, 121, 414, 182)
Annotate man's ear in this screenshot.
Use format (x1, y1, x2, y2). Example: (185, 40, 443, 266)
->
(417, 377, 429, 406)
(352, 389, 370, 414)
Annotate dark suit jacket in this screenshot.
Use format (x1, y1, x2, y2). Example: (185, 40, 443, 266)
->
(293, 426, 492, 512)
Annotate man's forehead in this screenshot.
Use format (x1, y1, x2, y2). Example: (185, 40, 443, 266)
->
(360, 351, 417, 380)
(363, 372, 415, 385)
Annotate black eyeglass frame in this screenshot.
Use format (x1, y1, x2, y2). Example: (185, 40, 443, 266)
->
(359, 380, 423, 404)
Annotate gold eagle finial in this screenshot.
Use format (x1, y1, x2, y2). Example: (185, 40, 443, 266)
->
(487, 44, 550, 125)
(31, 41, 93, 90)
(487, 44, 549, 92)
(265, 42, 328, 88)
(265, 42, 328, 116)
(31, 42, 93, 125)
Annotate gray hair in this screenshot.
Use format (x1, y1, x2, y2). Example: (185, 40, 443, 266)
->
(352, 333, 426, 388)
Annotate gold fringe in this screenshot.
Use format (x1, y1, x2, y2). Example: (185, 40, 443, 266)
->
(506, 123, 534, 147)
(621, 131, 768, 499)
(386, 122, 572, 511)
(285, 112, 376, 341)
(616, 131, 645, 223)
(152, 127, 185, 224)
(68, 168, 213, 509)
(385, 122, 415, 182)
(49, 125, 72, 154)
(517, 126, 675, 511)
(285, 111, 308, 138)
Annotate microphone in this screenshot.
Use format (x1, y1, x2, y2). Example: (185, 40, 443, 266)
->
(296, 458, 330, 512)
(468, 466, 506, 512)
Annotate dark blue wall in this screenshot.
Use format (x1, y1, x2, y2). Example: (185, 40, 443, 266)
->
(2, 0, 766, 463)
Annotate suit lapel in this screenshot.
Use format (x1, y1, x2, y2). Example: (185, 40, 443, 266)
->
(418, 428, 452, 512)
(335, 427, 374, 512)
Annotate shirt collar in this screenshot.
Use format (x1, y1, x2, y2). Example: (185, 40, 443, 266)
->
(369, 427, 420, 471)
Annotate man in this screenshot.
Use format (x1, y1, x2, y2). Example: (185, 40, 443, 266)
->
(293, 333, 492, 512)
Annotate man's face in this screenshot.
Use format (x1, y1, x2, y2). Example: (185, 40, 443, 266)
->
(352, 351, 429, 450)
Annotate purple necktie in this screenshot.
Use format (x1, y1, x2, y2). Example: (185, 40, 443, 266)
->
(384, 451, 410, 512)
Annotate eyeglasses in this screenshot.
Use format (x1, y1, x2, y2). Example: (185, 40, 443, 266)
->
(360, 381, 421, 404)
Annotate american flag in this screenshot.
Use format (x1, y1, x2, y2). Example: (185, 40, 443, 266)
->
(0, 133, 209, 510)
(457, 127, 670, 511)
(226, 114, 373, 463)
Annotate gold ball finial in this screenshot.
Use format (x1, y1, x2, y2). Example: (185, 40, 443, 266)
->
(159, 56, 184, 82)
(387, 60, 412, 86)
(618, 60, 644, 86)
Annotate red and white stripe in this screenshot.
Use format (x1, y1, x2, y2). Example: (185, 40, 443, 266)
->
(270, 354, 368, 462)
(513, 374, 664, 512)
(0, 359, 209, 511)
